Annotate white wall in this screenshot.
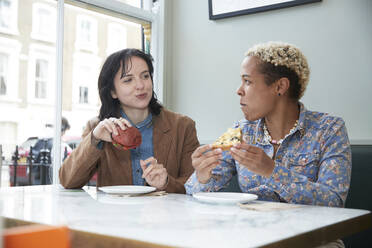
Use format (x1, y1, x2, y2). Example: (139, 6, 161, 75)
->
(165, 0, 372, 145)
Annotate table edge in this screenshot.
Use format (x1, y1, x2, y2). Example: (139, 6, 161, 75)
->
(259, 212, 372, 248)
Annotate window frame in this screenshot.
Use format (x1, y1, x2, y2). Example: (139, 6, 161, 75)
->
(52, 0, 165, 184)
(27, 44, 55, 105)
(0, 37, 21, 102)
(72, 0, 165, 102)
(34, 58, 49, 99)
(0, 0, 19, 35)
(0, 52, 8, 95)
(75, 14, 98, 53)
(31, 2, 57, 43)
(106, 22, 128, 56)
(79, 86, 89, 104)
(71, 51, 101, 109)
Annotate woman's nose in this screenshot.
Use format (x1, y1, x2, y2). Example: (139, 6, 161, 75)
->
(236, 84, 244, 96)
(136, 78, 145, 89)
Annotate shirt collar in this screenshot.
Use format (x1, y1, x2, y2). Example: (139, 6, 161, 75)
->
(255, 101, 307, 145)
(297, 101, 306, 137)
(120, 109, 153, 129)
(256, 119, 267, 145)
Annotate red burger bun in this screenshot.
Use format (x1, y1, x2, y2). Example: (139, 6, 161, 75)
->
(111, 126, 142, 150)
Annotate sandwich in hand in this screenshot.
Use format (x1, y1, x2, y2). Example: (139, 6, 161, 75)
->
(212, 127, 242, 151)
(112, 126, 142, 150)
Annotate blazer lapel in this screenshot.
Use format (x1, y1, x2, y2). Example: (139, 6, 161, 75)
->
(153, 110, 172, 169)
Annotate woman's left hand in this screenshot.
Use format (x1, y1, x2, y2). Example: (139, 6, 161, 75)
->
(140, 157, 168, 190)
(230, 143, 275, 177)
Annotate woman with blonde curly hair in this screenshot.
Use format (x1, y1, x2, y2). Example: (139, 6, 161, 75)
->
(185, 42, 351, 210)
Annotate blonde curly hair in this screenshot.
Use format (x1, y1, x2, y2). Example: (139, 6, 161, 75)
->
(245, 41, 310, 99)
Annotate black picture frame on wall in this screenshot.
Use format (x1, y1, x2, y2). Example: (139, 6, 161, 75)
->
(208, 0, 322, 20)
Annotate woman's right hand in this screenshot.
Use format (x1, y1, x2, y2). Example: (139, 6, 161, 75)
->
(191, 144, 223, 184)
(92, 117, 132, 142)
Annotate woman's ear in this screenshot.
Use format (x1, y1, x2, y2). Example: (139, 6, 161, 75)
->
(111, 90, 118, 99)
(276, 77, 290, 96)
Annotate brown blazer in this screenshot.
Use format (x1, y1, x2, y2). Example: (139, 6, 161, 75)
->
(59, 108, 200, 193)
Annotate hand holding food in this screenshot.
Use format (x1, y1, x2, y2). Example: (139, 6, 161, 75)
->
(191, 145, 223, 184)
(92, 117, 135, 144)
(112, 126, 142, 150)
(230, 143, 275, 177)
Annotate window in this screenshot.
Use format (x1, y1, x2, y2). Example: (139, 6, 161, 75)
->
(0, 0, 18, 35)
(71, 52, 100, 107)
(0, 0, 161, 186)
(0, 53, 8, 95)
(28, 44, 55, 104)
(106, 22, 127, 55)
(77, 64, 91, 105)
(31, 3, 56, 42)
(35, 59, 48, 99)
(0, 0, 11, 29)
(75, 15, 97, 53)
(0, 37, 21, 100)
(79, 86, 88, 104)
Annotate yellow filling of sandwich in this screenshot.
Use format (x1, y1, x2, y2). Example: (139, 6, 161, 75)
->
(213, 128, 241, 146)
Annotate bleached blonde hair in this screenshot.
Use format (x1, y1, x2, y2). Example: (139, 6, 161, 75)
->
(245, 41, 310, 99)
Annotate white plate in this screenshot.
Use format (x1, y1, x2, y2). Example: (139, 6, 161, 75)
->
(98, 185, 156, 195)
(193, 192, 258, 204)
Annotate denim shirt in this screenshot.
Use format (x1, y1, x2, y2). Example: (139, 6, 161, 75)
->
(120, 110, 154, 186)
(185, 103, 352, 207)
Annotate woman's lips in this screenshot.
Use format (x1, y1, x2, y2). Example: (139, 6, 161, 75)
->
(136, 93, 147, 100)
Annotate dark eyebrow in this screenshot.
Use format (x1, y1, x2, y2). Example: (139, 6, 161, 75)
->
(123, 70, 150, 78)
(241, 74, 251, 79)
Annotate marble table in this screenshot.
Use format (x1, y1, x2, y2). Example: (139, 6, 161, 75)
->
(0, 185, 371, 248)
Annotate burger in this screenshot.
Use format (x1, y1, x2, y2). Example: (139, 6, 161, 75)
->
(111, 126, 142, 150)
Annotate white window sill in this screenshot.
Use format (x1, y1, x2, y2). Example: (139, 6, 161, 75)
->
(27, 98, 54, 106)
(0, 27, 19, 36)
(31, 33, 56, 44)
(74, 42, 98, 54)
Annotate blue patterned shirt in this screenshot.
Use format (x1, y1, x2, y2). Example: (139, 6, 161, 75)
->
(121, 110, 154, 186)
(185, 103, 352, 207)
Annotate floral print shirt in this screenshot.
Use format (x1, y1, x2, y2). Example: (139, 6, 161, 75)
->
(185, 103, 352, 207)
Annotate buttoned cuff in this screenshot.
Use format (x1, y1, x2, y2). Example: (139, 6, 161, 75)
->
(184, 172, 217, 195)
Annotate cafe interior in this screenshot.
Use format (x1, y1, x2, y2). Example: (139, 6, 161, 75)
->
(0, 0, 371, 247)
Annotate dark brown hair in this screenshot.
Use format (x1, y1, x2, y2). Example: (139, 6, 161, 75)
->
(98, 49, 162, 120)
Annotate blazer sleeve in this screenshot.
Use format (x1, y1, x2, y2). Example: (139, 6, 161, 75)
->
(59, 119, 103, 189)
(164, 119, 200, 193)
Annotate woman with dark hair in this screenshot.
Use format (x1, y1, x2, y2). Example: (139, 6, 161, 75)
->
(186, 42, 351, 210)
(60, 49, 199, 193)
